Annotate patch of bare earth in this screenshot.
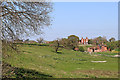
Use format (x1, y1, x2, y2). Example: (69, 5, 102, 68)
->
(71, 70, 118, 78)
(24, 52, 29, 54)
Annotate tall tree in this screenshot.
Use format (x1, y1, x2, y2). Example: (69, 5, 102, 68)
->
(68, 35, 79, 42)
(67, 35, 79, 50)
(0, 1, 53, 40)
(88, 39, 93, 44)
(109, 37, 115, 42)
(93, 36, 107, 45)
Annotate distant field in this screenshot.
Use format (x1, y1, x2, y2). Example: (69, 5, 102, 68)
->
(3, 44, 118, 78)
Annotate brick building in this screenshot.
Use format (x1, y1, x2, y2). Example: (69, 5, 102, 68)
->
(79, 37, 88, 45)
(87, 45, 107, 53)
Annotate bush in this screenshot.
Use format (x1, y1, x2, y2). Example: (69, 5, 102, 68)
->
(79, 46, 85, 52)
(107, 41, 118, 50)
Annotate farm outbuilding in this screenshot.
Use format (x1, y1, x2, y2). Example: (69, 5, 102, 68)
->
(87, 45, 107, 53)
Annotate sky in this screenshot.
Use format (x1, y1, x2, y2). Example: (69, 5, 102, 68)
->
(29, 2, 118, 41)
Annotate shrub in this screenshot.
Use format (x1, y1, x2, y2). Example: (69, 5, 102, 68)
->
(79, 46, 85, 52)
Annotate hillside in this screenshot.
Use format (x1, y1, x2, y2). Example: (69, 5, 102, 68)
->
(3, 44, 118, 78)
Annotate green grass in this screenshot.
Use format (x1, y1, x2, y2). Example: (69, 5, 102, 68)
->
(78, 45, 93, 51)
(115, 48, 120, 51)
(3, 44, 118, 78)
(93, 52, 118, 56)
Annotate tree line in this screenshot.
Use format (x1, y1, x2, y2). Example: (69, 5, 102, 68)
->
(52, 35, 118, 53)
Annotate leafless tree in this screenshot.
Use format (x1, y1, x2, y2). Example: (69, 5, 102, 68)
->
(0, 1, 53, 40)
(52, 38, 63, 53)
(37, 37, 44, 44)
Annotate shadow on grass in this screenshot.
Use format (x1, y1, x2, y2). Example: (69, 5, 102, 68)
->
(38, 44, 49, 46)
(51, 50, 62, 54)
(56, 52, 62, 54)
(14, 43, 49, 46)
(23, 51, 32, 53)
(2, 62, 52, 78)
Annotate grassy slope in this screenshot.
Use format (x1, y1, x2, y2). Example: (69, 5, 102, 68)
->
(3, 44, 118, 78)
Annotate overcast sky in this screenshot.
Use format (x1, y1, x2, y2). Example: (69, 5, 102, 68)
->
(29, 2, 118, 41)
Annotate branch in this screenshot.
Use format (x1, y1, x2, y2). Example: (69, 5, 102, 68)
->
(2, 11, 26, 17)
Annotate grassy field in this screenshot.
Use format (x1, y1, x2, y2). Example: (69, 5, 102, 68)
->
(3, 43, 118, 78)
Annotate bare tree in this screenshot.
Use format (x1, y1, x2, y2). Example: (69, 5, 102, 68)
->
(0, 1, 53, 40)
(37, 37, 44, 44)
(53, 39, 63, 53)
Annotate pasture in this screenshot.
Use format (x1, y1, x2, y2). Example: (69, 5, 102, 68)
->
(3, 43, 118, 78)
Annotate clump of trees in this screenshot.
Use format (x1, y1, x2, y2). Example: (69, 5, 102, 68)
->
(52, 35, 80, 53)
(88, 36, 118, 51)
(52, 35, 118, 53)
(92, 36, 108, 45)
(107, 38, 118, 50)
